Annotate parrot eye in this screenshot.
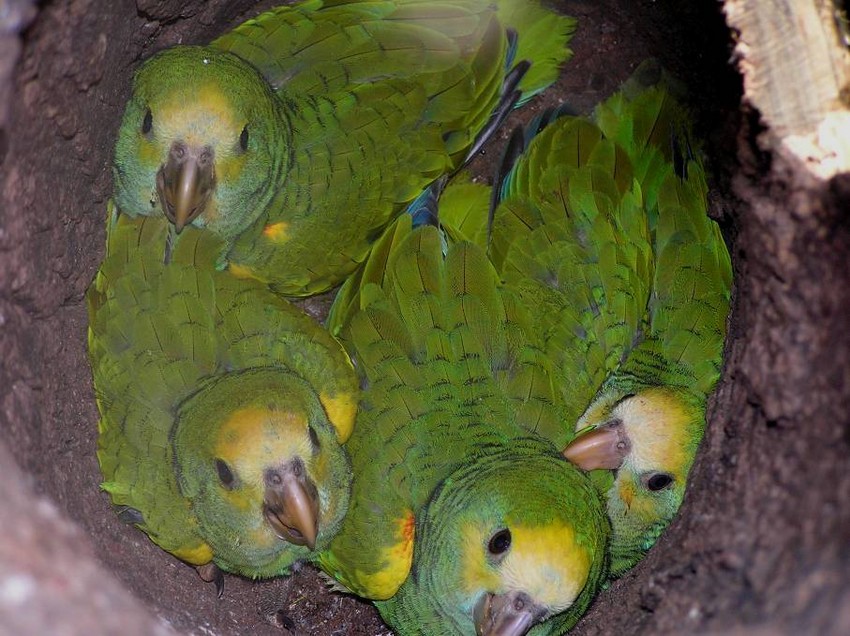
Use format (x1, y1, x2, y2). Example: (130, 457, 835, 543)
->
(141, 108, 153, 135)
(215, 459, 236, 489)
(308, 425, 321, 452)
(487, 528, 512, 556)
(645, 472, 674, 492)
(239, 125, 249, 152)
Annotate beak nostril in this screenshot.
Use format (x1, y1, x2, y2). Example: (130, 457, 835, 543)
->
(156, 143, 214, 231)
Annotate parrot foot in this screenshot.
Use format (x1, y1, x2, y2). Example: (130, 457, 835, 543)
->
(316, 570, 354, 595)
(197, 563, 225, 599)
(114, 505, 144, 525)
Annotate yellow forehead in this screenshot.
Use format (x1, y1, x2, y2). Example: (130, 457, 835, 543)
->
(461, 522, 591, 613)
(157, 84, 244, 149)
(214, 406, 312, 477)
(616, 388, 697, 474)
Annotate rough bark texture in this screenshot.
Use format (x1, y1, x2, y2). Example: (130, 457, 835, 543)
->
(1, 0, 848, 635)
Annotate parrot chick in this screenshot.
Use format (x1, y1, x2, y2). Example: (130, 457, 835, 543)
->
(564, 386, 707, 577)
(320, 215, 609, 635)
(488, 65, 732, 578)
(88, 213, 359, 585)
(111, 0, 577, 296)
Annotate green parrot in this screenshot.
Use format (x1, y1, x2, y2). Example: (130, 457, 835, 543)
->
(87, 211, 359, 587)
(486, 66, 732, 578)
(319, 213, 609, 636)
(111, 0, 576, 296)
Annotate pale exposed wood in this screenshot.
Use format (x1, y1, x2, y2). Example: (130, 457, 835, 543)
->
(725, 0, 850, 177)
(0, 0, 37, 127)
(0, 442, 176, 636)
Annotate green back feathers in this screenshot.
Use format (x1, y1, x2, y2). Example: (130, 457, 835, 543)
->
(216, 0, 576, 156)
(335, 214, 566, 447)
(218, 0, 512, 164)
(222, 0, 577, 295)
(490, 116, 654, 427)
(592, 73, 732, 396)
(428, 172, 492, 249)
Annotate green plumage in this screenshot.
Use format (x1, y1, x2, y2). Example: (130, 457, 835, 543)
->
(489, 65, 732, 578)
(319, 215, 609, 635)
(112, 0, 576, 296)
(489, 115, 653, 428)
(88, 212, 358, 578)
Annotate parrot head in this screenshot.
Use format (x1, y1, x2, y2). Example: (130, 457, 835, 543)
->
(172, 369, 350, 577)
(113, 46, 289, 242)
(563, 386, 703, 575)
(383, 448, 608, 635)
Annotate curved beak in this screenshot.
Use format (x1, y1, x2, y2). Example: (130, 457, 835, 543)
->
(262, 460, 319, 550)
(562, 421, 631, 471)
(156, 141, 215, 233)
(473, 592, 541, 636)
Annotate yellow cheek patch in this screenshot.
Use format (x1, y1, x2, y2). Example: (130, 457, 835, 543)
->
(358, 510, 415, 599)
(615, 474, 665, 522)
(617, 477, 636, 510)
(172, 540, 214, 566)
(263, 221, 291, 243)
(460, 523, 501, 595)
(221, 486, 259, 513)
(319, 391, 358, 443)
(139, 139, 162, 168)
(216, 154, 247, 186)
(500, 523, 592, 613)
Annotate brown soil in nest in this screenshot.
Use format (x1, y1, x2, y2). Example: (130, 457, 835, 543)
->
(2, 1, 849, 635)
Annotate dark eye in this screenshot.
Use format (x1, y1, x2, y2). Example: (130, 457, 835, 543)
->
(215, 459, 235, 489)
(239, 125, 249, 151)
(646, 473, 674, 491)
(308, 425, 321, 451)
(141, 108, 153, 135)
(488, 529, 512, 555)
